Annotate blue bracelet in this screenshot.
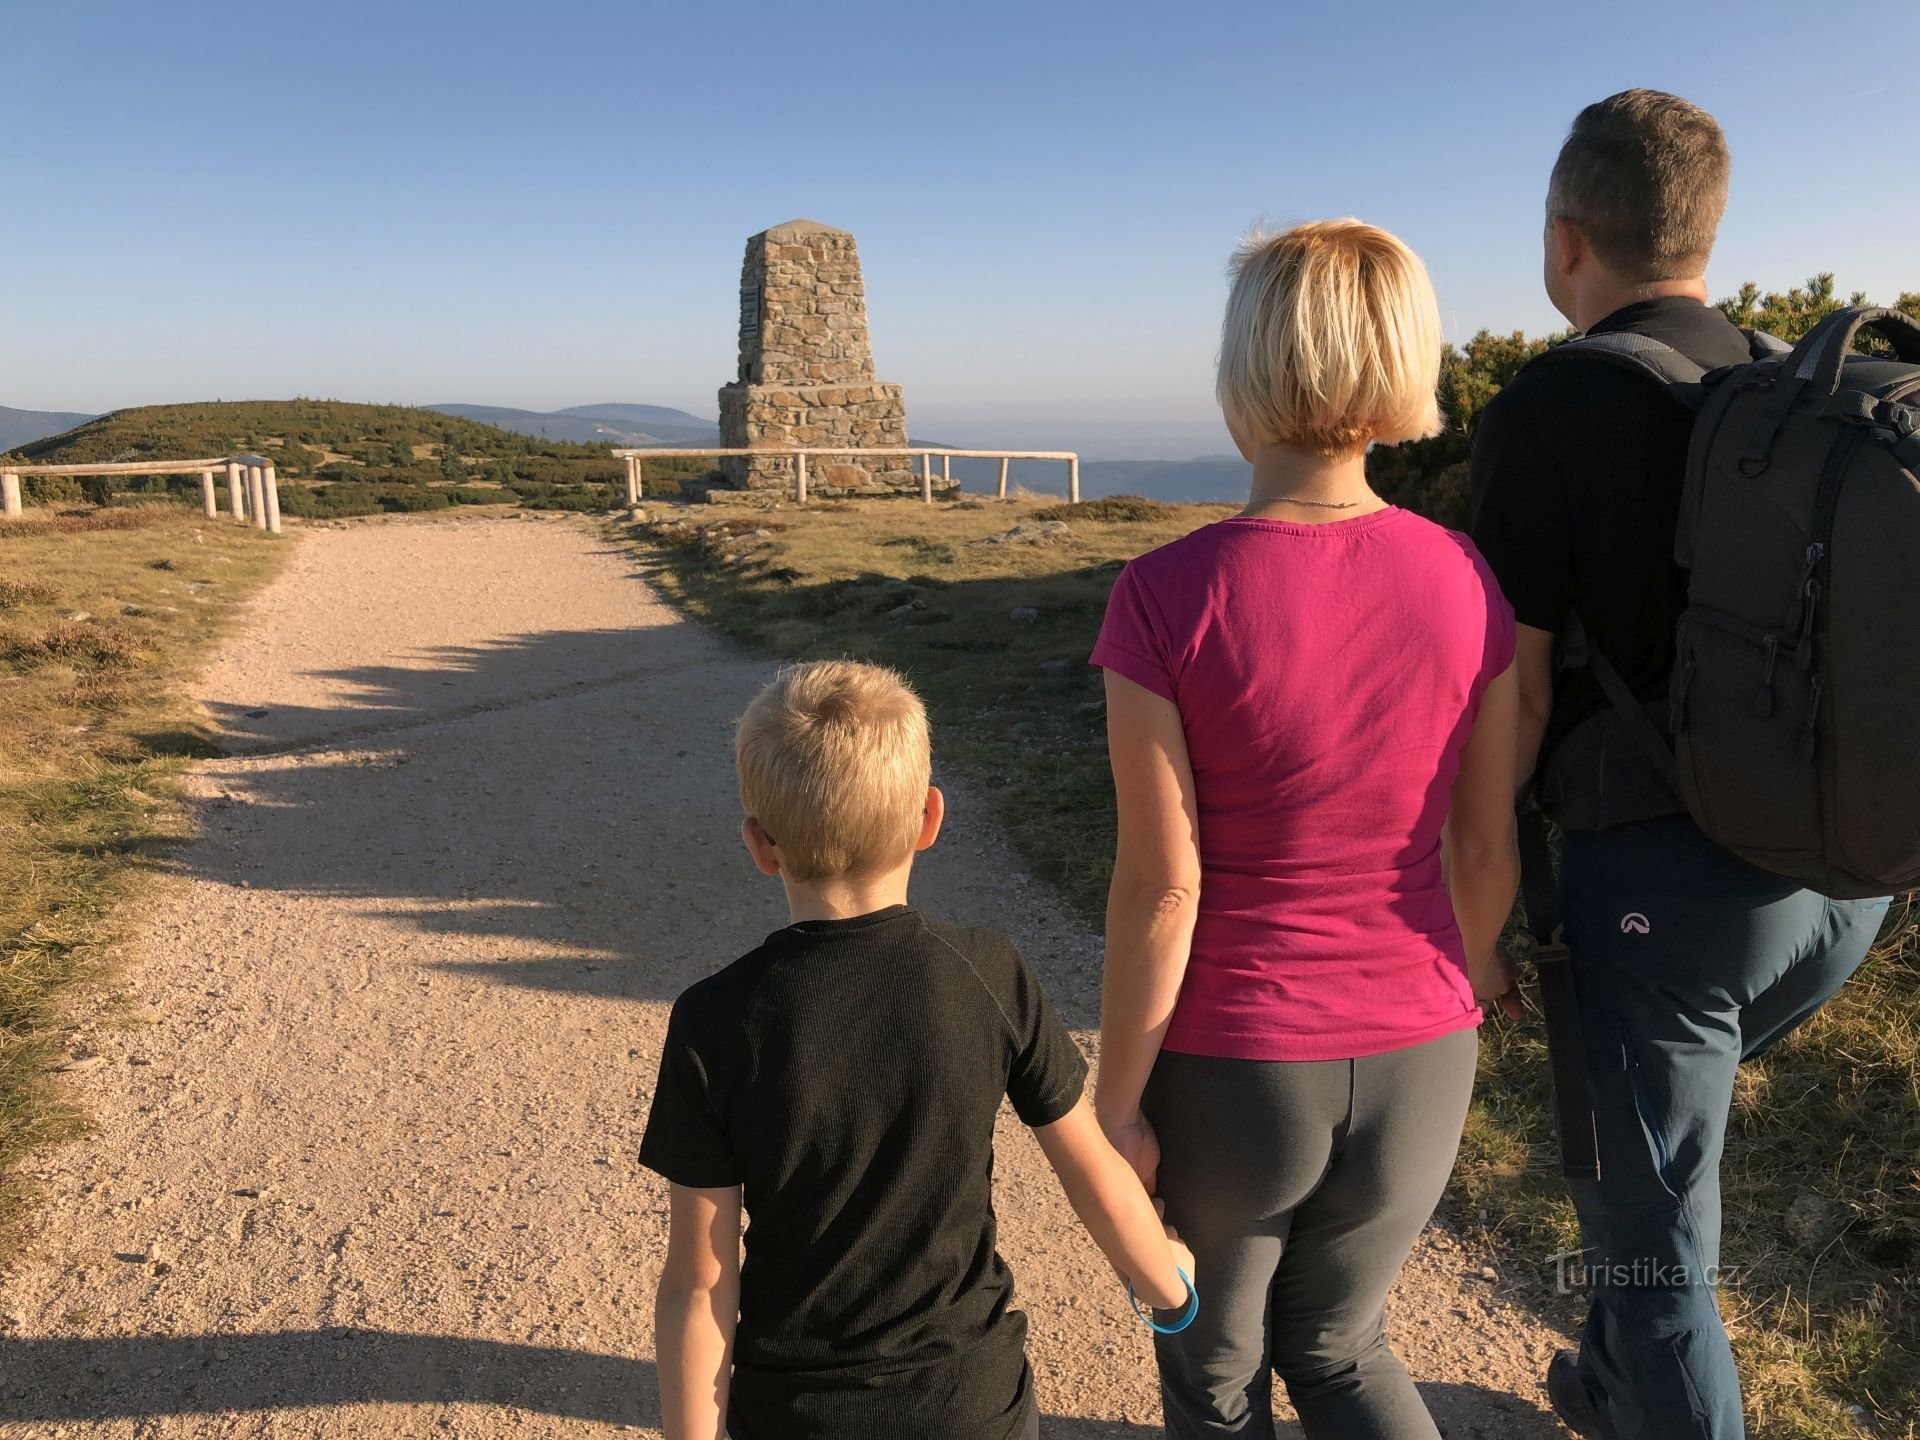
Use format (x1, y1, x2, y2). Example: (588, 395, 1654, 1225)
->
(1126, 1266, 1199, 1335)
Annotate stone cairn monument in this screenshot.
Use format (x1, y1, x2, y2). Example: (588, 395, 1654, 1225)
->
(716, 219, 917, 494)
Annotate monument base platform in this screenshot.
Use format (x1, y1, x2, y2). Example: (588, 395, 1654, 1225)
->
(717, 380, 914, 490)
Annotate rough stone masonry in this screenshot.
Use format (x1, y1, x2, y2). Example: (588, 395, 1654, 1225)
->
(717, 219, 917, 493)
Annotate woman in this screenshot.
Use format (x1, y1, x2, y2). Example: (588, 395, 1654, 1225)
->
(1092, 220, 1521, 1439)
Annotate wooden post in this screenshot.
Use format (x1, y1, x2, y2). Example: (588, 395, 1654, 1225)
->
(997, 456, 1010, 499)
(624, 457, 639, 507)
(227, 461, 247, 522)
(795, 452, 808, 504)
(1, 471, 21, 518)
(248, 466, 268, 531)
(199, 469, 218, 518)
(1068, 456, 1081, 504)
(942, 454, 952, 488)
(263, 464, 282, 534)
(921, 457, 934, 505)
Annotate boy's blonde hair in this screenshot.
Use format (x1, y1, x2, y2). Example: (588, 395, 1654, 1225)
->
(735, 660, 931, 883)
(1216, 219, 1443, 458)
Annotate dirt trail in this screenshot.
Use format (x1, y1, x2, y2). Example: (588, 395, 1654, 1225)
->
(0, 517, 1571, 1438)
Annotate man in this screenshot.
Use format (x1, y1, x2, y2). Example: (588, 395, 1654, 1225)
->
(1468, 90, 1888, 1440)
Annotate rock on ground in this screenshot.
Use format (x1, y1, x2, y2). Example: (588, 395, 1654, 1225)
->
(0, 516, 1571, 1437)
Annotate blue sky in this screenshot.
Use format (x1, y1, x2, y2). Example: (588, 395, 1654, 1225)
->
(4, 0, 1913, 434)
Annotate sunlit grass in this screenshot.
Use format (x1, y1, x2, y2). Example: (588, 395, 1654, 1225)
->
(0, 506, 286, 1257)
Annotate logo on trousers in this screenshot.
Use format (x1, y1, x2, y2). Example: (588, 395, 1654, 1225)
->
(1619, 912, 1651, 935)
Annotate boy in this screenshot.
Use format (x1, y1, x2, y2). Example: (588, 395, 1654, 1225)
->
(641, 659, 1195, 1440)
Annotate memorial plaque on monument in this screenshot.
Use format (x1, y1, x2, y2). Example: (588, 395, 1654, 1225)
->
(716, 219, 915, 493)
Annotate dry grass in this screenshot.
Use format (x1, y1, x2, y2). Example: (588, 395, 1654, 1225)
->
(0, 510, 286, 1258)
(620, 493, 1917, 1439)
(0, 507, 176, 540)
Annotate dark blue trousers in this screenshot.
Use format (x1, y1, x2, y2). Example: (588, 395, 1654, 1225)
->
(1558, 817, 1887, 1440)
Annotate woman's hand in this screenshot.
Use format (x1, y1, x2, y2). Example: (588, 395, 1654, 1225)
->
(1099, 1109, 1161, 1194)
(1470, 947, 1526, 1020)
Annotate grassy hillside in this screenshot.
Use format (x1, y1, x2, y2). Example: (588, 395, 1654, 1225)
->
(619, 494, 1917, 1440)
(6, 400, 715, 517)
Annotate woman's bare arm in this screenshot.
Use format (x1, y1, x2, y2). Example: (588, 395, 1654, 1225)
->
(1443, 662, 1524, 1017)
(1095, 670, 1203, 1189)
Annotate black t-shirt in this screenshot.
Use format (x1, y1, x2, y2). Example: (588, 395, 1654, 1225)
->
(1468, 297, 1757, 755)
(638, 906, 1087, 1440)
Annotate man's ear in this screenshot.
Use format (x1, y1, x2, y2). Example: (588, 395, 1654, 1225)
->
(915, 786, 946, 853)
(741, 816, 783, 876)
(1549, 215, 1586, 278)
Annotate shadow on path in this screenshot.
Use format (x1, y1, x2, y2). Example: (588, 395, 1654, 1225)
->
(0, 1330, 660, 1425)
(0, 1324, 1554, 1437)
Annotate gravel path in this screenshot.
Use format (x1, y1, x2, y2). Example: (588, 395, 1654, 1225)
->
(0, 516, 1572, 1438)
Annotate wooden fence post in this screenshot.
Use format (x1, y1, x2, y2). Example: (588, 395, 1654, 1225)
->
(921, 457, 933, 505)
(624, 457, 639, 507)
(942, 454, 952, 487)
(1, 471, 21, 518)
(997, 457, 1010, 499)
(1068, 456, 1081, 504)
(227, 461, 247, 522)
(199, 469, 218, 518)
(795, 452, 808, 504)
(263, 464, 282, 534)
(248, 466, 268, 531)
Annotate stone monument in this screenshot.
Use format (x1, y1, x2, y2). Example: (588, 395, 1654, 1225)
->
(716, 219, 915, 493)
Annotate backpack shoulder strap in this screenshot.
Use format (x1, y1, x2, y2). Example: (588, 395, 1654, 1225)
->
(1526, 332, 1711, 410)
(1743, 328, 1792, 358)
(1560, 613, 1683, 795)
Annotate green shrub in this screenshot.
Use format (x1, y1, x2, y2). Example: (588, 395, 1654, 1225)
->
(21, 475, 82, 504)
(377, 488, 450, 513)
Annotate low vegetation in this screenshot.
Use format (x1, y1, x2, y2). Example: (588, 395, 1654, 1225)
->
(4, 399, 717, 518)
(0, 507, 286, 1256)
(1367, 275, 1920, 529)
(621, 491, 1917, 1438)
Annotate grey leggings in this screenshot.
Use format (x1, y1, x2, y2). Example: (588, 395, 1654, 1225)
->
(1142, 1027, 1479, 1439)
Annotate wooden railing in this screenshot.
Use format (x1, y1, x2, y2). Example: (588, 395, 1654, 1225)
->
(608, 446, 1080, 506)
(1, 456, 285, 533)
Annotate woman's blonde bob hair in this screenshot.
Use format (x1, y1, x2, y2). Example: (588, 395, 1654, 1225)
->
(1216, 219, 1443, 457)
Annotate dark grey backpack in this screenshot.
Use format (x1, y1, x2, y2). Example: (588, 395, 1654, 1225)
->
(1533, 306, 1920, 900)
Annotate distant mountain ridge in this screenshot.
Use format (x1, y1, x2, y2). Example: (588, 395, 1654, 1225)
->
(0, 405, 96, 452)
(427, 403, 720, 448)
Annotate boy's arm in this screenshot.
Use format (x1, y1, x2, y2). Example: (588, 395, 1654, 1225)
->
(655, 1183, 741, 1440)
(1034, 1097, 1193, 1311)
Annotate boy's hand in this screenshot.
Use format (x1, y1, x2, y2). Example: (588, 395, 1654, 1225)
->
(1163, 1222, 1196, 1283)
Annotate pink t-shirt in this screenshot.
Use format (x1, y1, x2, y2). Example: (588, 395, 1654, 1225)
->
(1091, 508, 1516, 1062)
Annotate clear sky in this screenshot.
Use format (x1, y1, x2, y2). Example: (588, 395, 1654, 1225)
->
(4, 0, 1914, 429)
